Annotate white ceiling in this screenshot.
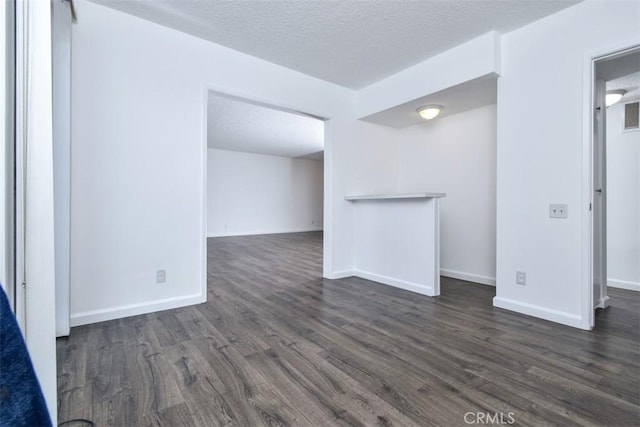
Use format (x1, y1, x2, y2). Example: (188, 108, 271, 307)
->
(596, 51, 640, 82)
(89, 0, 581, 89)
(207, 92, 324, 159)
(599, 51, 640, 102)
(607, 71, 640, 102)
(362, 75, 497, 128)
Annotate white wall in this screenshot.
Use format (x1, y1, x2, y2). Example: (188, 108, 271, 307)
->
(606, 101, 640, 291)
(326, 118, 401, 277)
(398, 105, 497, 285)
(69, 0, 390, 324)
(495, 0, 640, 328)
(71, 0, 640, 334)
(207, 149, 323, 237)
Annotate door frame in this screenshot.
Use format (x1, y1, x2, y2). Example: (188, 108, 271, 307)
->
(581, 40, 640, 330)
(592, 75, 609, 312)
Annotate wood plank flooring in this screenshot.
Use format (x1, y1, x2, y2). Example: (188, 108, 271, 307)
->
(57, 232, 640, 426)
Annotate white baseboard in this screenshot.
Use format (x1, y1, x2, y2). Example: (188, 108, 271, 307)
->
(70, 293, 206, 327)
(441, 269, 496, 286)
(329, 269, 355, 279)
(607, 278, 640, 292)
(493, 296, 585, 329)
(208, 227, 323, 238)
(595, 295, 611, 309)
(353, 269, 436, 297)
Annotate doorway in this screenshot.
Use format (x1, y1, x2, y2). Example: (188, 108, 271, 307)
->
(590, 46, 640, 326)
(203, 90, 327, 282)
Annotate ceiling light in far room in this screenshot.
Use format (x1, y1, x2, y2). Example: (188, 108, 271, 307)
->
(417, 105, 442, 120)
(606, 90, 626, 107)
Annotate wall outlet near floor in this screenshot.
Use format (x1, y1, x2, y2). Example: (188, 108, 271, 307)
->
(516, 271, 526, 285)
(549, 204, 568, 218)
(156, 269, 166, 284)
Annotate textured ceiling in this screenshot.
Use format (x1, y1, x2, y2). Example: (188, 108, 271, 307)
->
(597, 51, 640, 82)
(599, 50, 640, 102)
(89, 0, 581, 89)
(607, 71, 640, 102)
(207, 92, 324, 159)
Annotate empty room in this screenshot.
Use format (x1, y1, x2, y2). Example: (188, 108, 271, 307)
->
(1, 0, 639, 426)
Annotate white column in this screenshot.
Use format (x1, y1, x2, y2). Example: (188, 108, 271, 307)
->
(15, 0, 58, 421)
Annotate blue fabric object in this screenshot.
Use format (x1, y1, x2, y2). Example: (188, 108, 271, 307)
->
(0, 286, 52, 427)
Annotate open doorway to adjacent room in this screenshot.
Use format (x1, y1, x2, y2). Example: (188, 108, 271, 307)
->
(204, 90, 326, 289)
(591, 46, 640, 327)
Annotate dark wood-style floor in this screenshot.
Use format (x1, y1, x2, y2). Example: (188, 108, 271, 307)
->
(57, 232, 640, 426)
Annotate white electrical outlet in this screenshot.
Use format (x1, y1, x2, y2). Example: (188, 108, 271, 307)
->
(549, 204, 568, 219)
(516, 271, 526, 285)
(156, 269, 166, 284)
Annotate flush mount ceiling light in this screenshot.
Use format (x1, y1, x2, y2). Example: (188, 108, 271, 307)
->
(417, 105, 442, 120)
(606, 89, 626, 107)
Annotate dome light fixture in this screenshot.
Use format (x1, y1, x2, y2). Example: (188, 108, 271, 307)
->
(606, 89, 626, 107)
(417, 105, 442, 120)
